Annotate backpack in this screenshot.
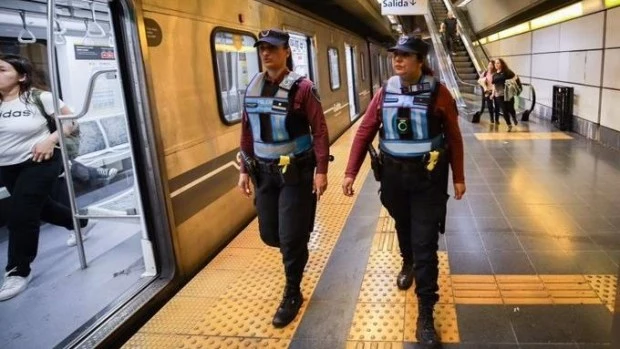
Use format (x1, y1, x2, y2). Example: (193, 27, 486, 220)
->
(31, 89, 81, 159)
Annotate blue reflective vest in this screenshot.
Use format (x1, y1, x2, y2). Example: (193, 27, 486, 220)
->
(379, 75, 444, 157)
(244, 72, 312, 160)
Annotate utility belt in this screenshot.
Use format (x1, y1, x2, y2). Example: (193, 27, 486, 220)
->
(255, 149, 316, 174)
(381, 148, 445, 177)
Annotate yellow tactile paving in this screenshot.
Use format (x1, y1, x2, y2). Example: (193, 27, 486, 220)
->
(125, 121, 371, 347)
(403, 303, 459, 343)
(346, 342, 404, 349)
(474, 132, 573, 140)
(348, 302, 406, 341)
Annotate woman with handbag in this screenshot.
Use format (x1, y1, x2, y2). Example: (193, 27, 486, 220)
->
(0, 54, 88, 301)
(477, 61, 496, 123)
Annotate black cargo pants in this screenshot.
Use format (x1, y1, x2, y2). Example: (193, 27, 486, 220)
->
(380, 154, 449, 305)
(255, 159, 316, 289)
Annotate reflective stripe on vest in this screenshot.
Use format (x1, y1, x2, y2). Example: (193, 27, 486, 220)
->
(379, 75, 443, 157)
(244, 71, 312, 159)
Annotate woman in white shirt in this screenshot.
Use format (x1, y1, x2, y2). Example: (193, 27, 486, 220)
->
(0, 54, 85, 301)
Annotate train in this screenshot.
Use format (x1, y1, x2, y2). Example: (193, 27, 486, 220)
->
(0, 0, 397, 347)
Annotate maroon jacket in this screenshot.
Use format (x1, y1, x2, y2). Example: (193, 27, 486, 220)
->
(240, 71, 330, 174)
(345, 84, 465, 184)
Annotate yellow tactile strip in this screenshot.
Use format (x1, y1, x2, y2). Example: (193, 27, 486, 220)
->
(124, 122, 371, 348)
(474, 132, 573, 140)
(348, 214, 460, 344)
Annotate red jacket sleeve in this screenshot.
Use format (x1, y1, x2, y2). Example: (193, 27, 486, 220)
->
(297, 79, 330, 174)
(434, 85, 465, 183)
(344, 88, 384, 179)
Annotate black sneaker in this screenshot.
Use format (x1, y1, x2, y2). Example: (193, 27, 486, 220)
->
(416, 304, 440, 347)
(272, 287, 303, 328)
(397, 262, 414, 290)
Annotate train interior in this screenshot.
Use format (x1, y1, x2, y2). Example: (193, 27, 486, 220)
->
(0, 0, 618, 348)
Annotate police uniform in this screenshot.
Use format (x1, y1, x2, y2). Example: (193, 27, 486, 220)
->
(344, 36, 465, 346)
(239, 28, 330, 328)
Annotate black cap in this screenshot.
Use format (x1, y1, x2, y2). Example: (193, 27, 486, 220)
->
(254, 28, 289, 47)
(388, 36, 429, 56)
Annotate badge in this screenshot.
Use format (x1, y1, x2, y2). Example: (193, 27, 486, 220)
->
(260, 30, 270, 38)
(398, 36, 409, 45)
(311, 85, 321, 102)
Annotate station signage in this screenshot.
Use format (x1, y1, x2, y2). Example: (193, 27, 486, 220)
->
(381, 0, 428, 15)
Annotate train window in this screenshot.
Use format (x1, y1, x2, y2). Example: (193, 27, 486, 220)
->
(328, 47, 340, 90)
(211, 29, 260, 125)
(289, 32, 314, 81)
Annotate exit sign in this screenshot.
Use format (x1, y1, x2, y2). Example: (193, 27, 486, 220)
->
(381, 0, 429, 15)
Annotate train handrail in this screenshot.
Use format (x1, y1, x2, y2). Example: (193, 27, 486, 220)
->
(57, 69, 118, 120)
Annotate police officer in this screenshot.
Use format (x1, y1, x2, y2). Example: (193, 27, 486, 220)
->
(237, 28, 329, 328)
(342, 36, 465, 346)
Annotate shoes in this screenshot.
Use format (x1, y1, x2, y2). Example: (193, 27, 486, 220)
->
(508, 125, 513, 132)
(397, 262, 415, 290)
(0, 268, 32, 301)
(97, 167, 118, 181)
(272, 286, 303, 328)
(67, 220, 97, 247)
(416, 304, 440, 347)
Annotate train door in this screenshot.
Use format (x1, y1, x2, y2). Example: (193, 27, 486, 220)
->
(0, 1, 171, 348)
(344, 43, 358, 120)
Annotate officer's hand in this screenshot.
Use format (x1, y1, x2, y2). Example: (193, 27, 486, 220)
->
(313, 173, 327, 200)
(342, 176, 355, 197)
(238, 173, 252, 197)
(454, 182, 466, 200)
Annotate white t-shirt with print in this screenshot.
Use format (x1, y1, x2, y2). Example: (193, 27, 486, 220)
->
(0, 91, 65, 166)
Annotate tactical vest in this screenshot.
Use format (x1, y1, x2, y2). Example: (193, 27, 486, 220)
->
(379, 75, 444, 158)
(244, 72, 312, 160)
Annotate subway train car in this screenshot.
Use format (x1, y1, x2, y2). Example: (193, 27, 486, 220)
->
(0, 0, 393, 347)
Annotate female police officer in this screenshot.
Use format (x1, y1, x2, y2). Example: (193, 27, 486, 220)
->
(237, 28, 329, 328)
(342, 36, 465, 346)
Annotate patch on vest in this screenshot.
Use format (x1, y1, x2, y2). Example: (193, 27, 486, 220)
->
(311, 86, 321, 102)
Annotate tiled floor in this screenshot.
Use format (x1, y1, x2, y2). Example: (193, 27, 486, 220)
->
(123, 116, 619, 348)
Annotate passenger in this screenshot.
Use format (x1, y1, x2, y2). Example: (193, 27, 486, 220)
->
(492, 58, 520, 131)
(0, 54, 88, 301)
(440, 11, 459, 55)
(477, 61, 496, 123)
(237, 28, 329, 328)
(342, 36, 465, 347)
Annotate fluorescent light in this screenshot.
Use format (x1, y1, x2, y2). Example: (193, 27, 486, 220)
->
(487, 33, 499, 42)
(387, 15, 398, 24)
(498, 22, 530, 39)
(457, 0, 473, 7)
(530, 2, 583, 30)
(605, 0, 620, 8)
(478, 37, 487, 44)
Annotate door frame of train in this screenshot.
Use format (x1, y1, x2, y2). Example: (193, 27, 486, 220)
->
(344, 43, 359, 121)
(283, 26, 319, 88)
(54, 0, 179, 347)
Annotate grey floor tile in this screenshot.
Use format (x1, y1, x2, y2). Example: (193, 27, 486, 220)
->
(568, 251, 619, 274)
(480, 232, 524, 251)
(574, 216, 616, 232)
(520, 344, 579, 348)
(487, 251, 535, 274)
(508, 305, 612, 344)
(444, 216, 478, 234)
(517, 233, 564, 251)
(527, 251, 582, 274)
(475, 217, 513, 233)
(455, 305, 517, 343)
(446, 234, 484, 252)
(605, 250, 620, 267)
(448, 251, 493, 274)
(555, 235, 601, 252)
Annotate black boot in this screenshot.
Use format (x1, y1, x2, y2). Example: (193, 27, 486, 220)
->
(416, 304, 440, 347)
(397, 261, 414, 290)
(272, 286, 303, 328)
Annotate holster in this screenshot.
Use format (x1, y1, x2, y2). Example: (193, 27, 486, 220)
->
(368, 144, 383, 182)
(239, 150, 258, 186)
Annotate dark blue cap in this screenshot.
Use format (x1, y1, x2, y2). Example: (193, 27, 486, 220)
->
(388, 36, 429, 56)
(254, 28, 289, 47)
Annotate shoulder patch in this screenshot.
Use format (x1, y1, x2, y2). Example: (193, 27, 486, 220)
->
(311, 85, 321, 102)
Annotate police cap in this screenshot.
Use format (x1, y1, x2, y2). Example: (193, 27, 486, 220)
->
(254, 28, 290, 47)
(388, 36, 429, 56)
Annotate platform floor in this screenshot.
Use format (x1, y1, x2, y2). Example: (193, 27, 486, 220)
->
(124, 117, 619, 349)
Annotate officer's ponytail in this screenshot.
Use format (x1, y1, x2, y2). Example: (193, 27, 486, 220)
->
(284, 43, 294, 71)
(415, 53, 434, 76)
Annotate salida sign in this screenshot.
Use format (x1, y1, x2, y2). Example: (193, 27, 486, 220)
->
(381, 0, 428, 15)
